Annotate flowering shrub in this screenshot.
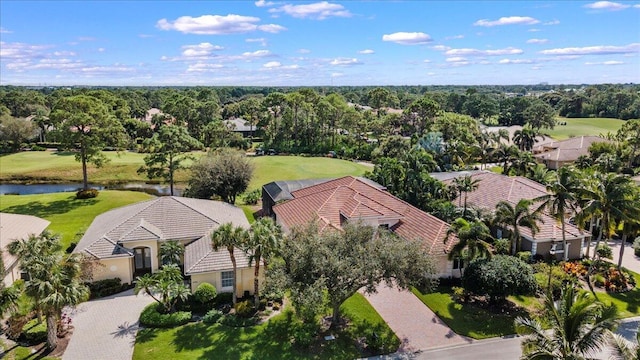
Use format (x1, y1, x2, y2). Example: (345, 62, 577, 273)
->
(562, 262, 587, 277)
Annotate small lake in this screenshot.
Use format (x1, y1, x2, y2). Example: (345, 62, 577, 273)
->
(0, 183, 183, 196)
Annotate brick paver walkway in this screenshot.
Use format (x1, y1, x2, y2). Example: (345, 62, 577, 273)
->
(63, 289, 154, 360)
(364, 283, 472, 353)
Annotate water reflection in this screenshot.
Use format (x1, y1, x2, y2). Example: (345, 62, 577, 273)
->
(0, 183, 183, 196)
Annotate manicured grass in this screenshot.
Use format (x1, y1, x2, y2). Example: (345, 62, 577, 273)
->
(411, 286, 530, 339)
(0, 190, 153, 249)
(544, 117, 627, 140)
(0, 341, 56, 360)
(248, 156, 370, 190)
(594, 269, 640, 318)
(0, 152, 369, 190)
(133, 293, 397, 360)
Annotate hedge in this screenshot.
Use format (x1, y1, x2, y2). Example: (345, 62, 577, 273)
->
(139, 303, 191, 328)
(22, 319, 47, 344)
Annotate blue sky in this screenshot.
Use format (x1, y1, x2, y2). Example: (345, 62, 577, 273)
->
(1, 1, 638, 86)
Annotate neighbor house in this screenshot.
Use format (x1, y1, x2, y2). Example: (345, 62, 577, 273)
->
(533, 136, 610, 170)
(224, 118, 259, 138)
(0, 213, 50, 287)
(263, 176, 458, 278)
(74, 196, 256, 294)
(440, 171, 590, 261)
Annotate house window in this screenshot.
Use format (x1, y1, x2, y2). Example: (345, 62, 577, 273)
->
(379, 224, 390, 230)
(20, 271, 30, 281)
(221, 271, 234, 289)
(453, 258, 464, 270)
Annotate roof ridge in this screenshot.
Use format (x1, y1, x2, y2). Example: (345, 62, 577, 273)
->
(185, 235, 212, 274)
(171, 196, 222, 225)
(352, 190, 403, 217)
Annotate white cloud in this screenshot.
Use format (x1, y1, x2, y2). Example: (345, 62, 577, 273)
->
(80, 65, 135, 74)
(258, 24, 287, 33)
(138, 34, 154, 38)
(270, 2, 352, 20)
(0, 27, 12, 34)
(527, 38, 548, 44)
(423, 59, 431, 63)
(473, 16, 540, 27)
(431, 45, 451, 51)
(634, 4, 640, 8)
(446, 35, 464, 40)
(331, 72, 344, 78)
(540, 43, 640, 55)
(498, 58, 534, 64)
(186, 62, 224, 72)
(246, 38, 267, 46)
(544, 19, 560, 25)
(0, 41, 51, 59)
(446, 57, 467, 62)
(585, 60, 624, 65)
(255, 0, 274, 7)
(382, 32, 432, 45)
(242, 49, 272, 58)
(445, 47, 523, 56)
(427, 72, 436, 76)
(263, 61, 281, 68)
(97, 48, 105, 52)
(298, 49, 311, 54)
(330, 57, 362, 66)
(584, 1, 630, 11)
(358, 49, 375, 54)
(181, 42, 224, 57)
(528, 28, 541, 32)
(52, 51, 77, 56)
(157, 14, 285, 35)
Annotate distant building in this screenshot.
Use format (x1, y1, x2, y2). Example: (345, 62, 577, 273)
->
(223, 118, 258, 138)
(533, 136, 610, 170)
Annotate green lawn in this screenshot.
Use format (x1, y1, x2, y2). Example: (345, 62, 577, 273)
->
(0, 191, 153, 250)
(411, 287, 531, 339)
(0, 151, 369, 190)
(545, 117, 627, 140)
(133, 293, 396, 360)
(248, 156, 370, 190)
(594, 270, 640, 318)
(0, 342, 57, 360)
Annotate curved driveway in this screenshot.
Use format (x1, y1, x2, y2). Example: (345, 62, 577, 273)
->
(63, 289, 154, 360)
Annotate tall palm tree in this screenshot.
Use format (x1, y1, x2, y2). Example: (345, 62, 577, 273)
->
(513, 126, 539, 152)
(515, 284, 618, 360)
(159, 240, 184, 267)
(211, 223, 248, 305)
(494, 199, 543, 255)
(0, 252, 20, 318)
(444, 218, 493, 274)
(535, 166, 580, 261)
(496, 144, 518, 175)
(452, 175, 481, 216)
(246, 218, 282, 308)
(580, 173, 638, 261)
(616, 189, 640, 270)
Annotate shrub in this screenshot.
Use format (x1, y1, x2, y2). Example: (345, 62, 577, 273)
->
(563, 262, 587, 278)
(451, 286, 467, 303)
(594, 274, 606, 287)
(493, 239, 510, 255)
(516, 251, 532, 263)
(219, 313, 258, 327)
(533, 263, 575, 299)
(462, 255, 538, 303)
(634, 237, 640, 257)
(234, 300, 256, 318)
(214, 292, 233, 307)
(86, 278, 124, 299)
(22, 319, 47, 344)
(202, 309, 224, 324)
(243, 189, 261, 205)
(30, 144, 46, 151)
(76, 188, 99, 199)
(6, 315, 29, 341)
(139, 303, 191, 328)
(194, 283, 217, 305)
(596, 244, 613, 260)
(291, 322, 318, 349)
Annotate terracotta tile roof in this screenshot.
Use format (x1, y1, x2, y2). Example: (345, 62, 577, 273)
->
(442, 171, 586, 241)
(273, 176, 454, 255)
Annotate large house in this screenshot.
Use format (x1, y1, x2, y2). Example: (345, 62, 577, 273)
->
(263, 176, 458, 278)
(0, 213, 50, 287)
(74, 196, 255, 294)
(440, 171, 590, 260)
(533, 136, 609, 170)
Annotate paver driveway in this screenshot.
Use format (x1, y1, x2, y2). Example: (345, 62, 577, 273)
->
(63, 289, 154, 360)
(364, 283, 472, 353)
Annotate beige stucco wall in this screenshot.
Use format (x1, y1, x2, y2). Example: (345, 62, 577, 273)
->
(433, 255, 458, 278)
(530, 238, 584, 261)
(124, 239, 159, 272)
(3, 262, 21, 287)
(92, 257, 134, 284)
(190, 267, 264, 297)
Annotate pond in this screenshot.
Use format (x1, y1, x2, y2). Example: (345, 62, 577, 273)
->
(0, 183, 183, 196)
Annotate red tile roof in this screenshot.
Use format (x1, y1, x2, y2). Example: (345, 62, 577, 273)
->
(274, 176, 454, 255)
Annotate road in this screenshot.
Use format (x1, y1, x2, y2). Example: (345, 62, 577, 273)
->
(410, 319, 639, 360)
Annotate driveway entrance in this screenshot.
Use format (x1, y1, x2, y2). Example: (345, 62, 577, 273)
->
(63, 289, 154, 360)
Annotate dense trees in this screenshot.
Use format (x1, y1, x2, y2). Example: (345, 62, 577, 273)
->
(462, 255, 537, 303)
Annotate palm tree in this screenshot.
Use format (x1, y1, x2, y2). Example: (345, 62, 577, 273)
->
(535, 166, 580, 261)
(159, 240, 184, 267)
(444, 218, 493, 274)
(452, 175, 481, 217)
(529, 164, 555, 185)
(494, 199, 543, 255)
(616, 190, 640, 270)
(211, 223, 248, 305)
(513, 126, 539, 152)
(134, 264, 190, 313)
(580, 173, 638, 262)
(496, 144, 518, 175)
(515, 284, 618, 360)
(609, 327, 640, 360)
(246, 218, 282, 308)
(0, 252, 20, 317)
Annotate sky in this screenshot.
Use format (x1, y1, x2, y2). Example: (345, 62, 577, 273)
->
(0, 1, 639, 86)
